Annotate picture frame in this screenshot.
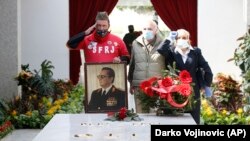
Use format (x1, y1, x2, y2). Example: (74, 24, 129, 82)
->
(84, 62, 128, 113)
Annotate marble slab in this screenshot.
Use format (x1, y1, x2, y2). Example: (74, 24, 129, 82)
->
(32, 113, 196, 141)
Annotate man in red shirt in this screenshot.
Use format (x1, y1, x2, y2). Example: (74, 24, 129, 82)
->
(67, 12, 130, 63)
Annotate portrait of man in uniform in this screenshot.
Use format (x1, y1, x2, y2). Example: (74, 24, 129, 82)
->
(85, 63, 128, 112)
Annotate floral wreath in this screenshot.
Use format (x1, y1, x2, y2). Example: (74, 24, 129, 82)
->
(140, 70, 193, 108)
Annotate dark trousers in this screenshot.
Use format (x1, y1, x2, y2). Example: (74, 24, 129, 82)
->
(191, 88, 201, 125)
(191, 99, 200, 124)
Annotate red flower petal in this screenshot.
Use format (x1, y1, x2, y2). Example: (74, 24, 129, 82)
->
(179, 70, 192, 84)
(160, 77, 173, 87)
(178, 84, 192, 97)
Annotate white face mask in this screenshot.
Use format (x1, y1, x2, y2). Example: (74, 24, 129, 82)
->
(176, 39, 190, 49)
(143, 30, 154, 40)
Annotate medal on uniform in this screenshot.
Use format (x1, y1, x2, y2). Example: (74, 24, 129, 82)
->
(106, 97, 117, 106)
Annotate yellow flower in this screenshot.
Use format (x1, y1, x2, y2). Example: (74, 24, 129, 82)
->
(54, 99, 65, 105)
(47, 109, 54, 115)
(26, 111, 32, 116)
(38, 102, 43, 108)
(63, 95, 68, 101)
(63, 92, 68, 97)
(47, 102, 52, 107)
(54, 100, 60, 105)
(32, 94, 37, 100)
(11, 110, 17, 116)
(15, 95, 20, 101)
(56, 105, 61, 110)
(205, 107, 213, 117)
(201, 99, 209, 108)
(221, 109, 227, 116)
(237, 108, 243, 115)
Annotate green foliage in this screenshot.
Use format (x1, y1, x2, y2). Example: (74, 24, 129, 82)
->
(136, 90, 159, 113)
(211, 73, 243, 112)
(116, 6, 154, 14)
(9, 85, 84, 129)
(0, 99, 10, 124)
(230, 29, 250, 114)
(6, 60, 85, 129)
(232, 30, 250, 74)
(201, 98, 250, 125)
(58, 85, 84, 114)
(31, 60, 55, 96)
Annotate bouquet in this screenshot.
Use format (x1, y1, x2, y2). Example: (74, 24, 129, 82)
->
(139, 66, 194, 114)
(105, 107, 143, 121)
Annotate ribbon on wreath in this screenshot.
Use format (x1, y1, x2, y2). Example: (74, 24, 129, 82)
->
(140, 70, 193, 108)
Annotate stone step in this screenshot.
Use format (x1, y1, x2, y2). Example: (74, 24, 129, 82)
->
(1, 129, 41, 141)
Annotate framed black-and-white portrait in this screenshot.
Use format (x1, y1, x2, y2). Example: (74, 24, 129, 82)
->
(84, 62, 128, 113)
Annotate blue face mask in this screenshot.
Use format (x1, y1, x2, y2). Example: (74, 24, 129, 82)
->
(143, 30, 154, 40)
(96, 30, 108, 37)
(176, 39, 190, 49)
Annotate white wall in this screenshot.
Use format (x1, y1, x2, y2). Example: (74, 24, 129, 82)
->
(21, 0, 69, 79)
(198, 0, 247, 80)
(19, 0, 248, 82)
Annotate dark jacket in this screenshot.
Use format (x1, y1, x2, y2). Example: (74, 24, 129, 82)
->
(87, 85, 126, 112)
(157, 39, 213, 124)
(157, 40, 213, 92)
(66, 31, 85, 49)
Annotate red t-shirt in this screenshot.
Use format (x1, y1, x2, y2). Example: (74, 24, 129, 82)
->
(77, 30, 129, 63)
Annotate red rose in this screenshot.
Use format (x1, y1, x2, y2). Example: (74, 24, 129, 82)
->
(179, 70, 192, 84)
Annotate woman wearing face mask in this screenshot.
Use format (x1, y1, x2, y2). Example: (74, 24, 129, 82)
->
(157, 29, 213, 124)
(128, 19, 165, 113)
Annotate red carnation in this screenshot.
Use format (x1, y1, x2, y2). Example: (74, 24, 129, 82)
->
(119, 107, 127, 120)
(178, 84, 192, 97)
(146, 87, 155, 97)
(140, 77, 158, 95)
(140, 81, 151, 93)
(179, 70, 192, 84)
(160, 77, 173, 87)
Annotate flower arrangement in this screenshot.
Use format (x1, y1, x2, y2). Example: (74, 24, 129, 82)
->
(5, 60, 84, 129)
(0, 121, 14, 139)
(138, 66, 194, 114)
(201, 73, 250, 125)
(105, 107, 143, 121)
(201, 98, 250, 125)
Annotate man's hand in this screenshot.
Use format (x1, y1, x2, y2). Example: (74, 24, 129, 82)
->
(113, 57, 121, 63)
(84, 24, 96, 35)
(130, 86, 135, 94)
